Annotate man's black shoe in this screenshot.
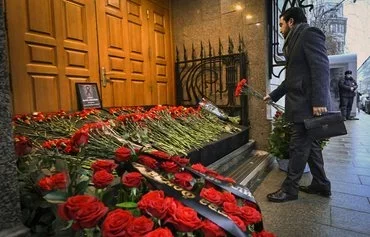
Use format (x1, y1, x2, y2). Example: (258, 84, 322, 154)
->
(347, 116, 359, 120)
(267, 189, 298, 203)
(299, 186, 331, 197)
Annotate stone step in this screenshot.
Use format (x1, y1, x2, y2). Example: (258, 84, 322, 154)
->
(208, 140, 275, 192)
(207, 140, 256, 173)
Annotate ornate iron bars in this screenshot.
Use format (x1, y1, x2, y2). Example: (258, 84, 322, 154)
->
(175, 36, 248, 125)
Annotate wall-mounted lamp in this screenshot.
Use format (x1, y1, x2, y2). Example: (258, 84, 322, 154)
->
(235, 4, 243, 11)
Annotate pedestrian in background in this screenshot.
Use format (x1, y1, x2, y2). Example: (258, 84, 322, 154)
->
(338, 70, 358, 120)
(264, 7, 331, 202)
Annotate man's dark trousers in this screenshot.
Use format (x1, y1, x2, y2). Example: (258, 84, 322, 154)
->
(281, 123, 331, 195)
(340, 96, 354, 119)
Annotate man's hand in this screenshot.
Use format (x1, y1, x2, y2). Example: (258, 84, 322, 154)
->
(263, 95, 271, 102)
(313, 107, 327, 116)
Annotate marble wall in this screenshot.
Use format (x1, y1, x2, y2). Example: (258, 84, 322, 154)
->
(171, 0, 271, 149)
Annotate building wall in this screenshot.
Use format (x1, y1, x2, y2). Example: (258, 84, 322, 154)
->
(171, 0, 270, 150)
(328, 54, 358, 116)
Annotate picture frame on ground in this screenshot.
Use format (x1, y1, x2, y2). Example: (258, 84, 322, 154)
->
(76, 83, 102, 110)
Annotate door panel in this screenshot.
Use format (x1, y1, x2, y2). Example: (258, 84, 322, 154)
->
(147, 1, 174, 105)
(6, 0, 99, 113)
(127, 0, 151, 105)
(96, 0, 151, 107)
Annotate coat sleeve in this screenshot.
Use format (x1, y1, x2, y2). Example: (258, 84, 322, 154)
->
(338, 78, 352, 92)
(269, 80, 287, 102)
(303, 27, 330, 107)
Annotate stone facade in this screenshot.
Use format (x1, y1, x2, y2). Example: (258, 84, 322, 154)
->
(0, 2, 28, 235)
(171, 0, 271, 149)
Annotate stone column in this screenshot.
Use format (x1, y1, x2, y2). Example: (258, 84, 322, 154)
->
(171, 0, 271, 150)
(0, 1, 29, 236)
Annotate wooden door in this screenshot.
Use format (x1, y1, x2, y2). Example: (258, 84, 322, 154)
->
(6, 0, 100, 113)
(96, 0, 173, 107)
(6, 0, 174, 113)
(96, 0, 152, 107)
(146, 0, 174, 105)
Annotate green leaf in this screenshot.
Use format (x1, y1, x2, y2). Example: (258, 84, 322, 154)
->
(43, 191, 68, 203)
(74, 180, 89, 195)
(116, 202, 137, 209)
(60, 220, 74, 231)
(55, 159, 68, 172)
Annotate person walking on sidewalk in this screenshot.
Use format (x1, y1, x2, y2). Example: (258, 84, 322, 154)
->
(263, 7, 331, 202)
(338, 70, 358, 120)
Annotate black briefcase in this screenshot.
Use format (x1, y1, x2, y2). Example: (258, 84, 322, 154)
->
(303, 112, 347, 140)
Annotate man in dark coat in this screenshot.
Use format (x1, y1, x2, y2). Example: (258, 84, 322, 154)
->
(264, 7, 331, 202)
(338, 70, 357, 120)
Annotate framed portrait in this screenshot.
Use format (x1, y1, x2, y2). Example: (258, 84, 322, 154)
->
(75, 83, 102, 110)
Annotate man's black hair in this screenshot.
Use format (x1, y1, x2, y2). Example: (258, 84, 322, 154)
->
(345, 70, 352, 75)
(280, 7, 307, 24)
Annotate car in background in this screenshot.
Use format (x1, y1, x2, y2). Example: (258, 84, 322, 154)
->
(360, 93, 370, 113)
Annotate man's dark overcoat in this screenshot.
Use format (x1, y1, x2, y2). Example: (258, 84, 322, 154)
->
(270, 25, 330, 122)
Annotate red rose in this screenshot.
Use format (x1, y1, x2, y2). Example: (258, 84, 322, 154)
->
(201, 219, 227, 237)
(223, 192, 237, 204)
(115, 147, 132, 162)
(73, 201, 108, 229)
(191, 163, 207, 173)
(243, 200, 258, 209)
(223, 202, 241, 216)
(91, 160, 117, 173)
(219, 176, 236, 184)
(234, 79, 248, 97)
(138, 155, 158, 169)
(122, 172, 143, 188)
(160, 161, 179, 173)
(150, 150, 171, 160)
(14, 135, 32, 156)
(57, 195, 98, 220)
(126, 216, 154, 237)
(51, 172, 68, 190)
(171, 156, 190, 166)
(71, 129, 89, 147)
(138, 190, 169, 219)
(204, 181, 216, 189)
(235, 84, 242, 97)
(205, 169, 219, 177)
(239, 206, 262, 225)
(229, 215, 246, 232)
(144, 227, 174, 237)
(200, 187, 224, 206)
(165, 201, 203, 232)
(252, 230, 276, 237)
(173, 172, 194, 190)
(38, 176, 53, 191)
(93, 170, 114, 188)
(102, 209, 134, 237)
(274, 111, 283, 119)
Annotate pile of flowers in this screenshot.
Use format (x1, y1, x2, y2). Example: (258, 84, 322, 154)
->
(268, 111, 291, 160)
(268, 111, 328, 160)
(14, 106, 275, 236)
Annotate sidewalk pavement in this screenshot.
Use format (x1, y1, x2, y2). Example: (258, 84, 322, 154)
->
(253, 112, 370, 237)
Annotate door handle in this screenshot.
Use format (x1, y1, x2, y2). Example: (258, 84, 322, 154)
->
(100, 67, 114, 87)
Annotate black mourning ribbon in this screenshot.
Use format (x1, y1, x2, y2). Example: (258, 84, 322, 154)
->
(132, 162, 249, 237)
